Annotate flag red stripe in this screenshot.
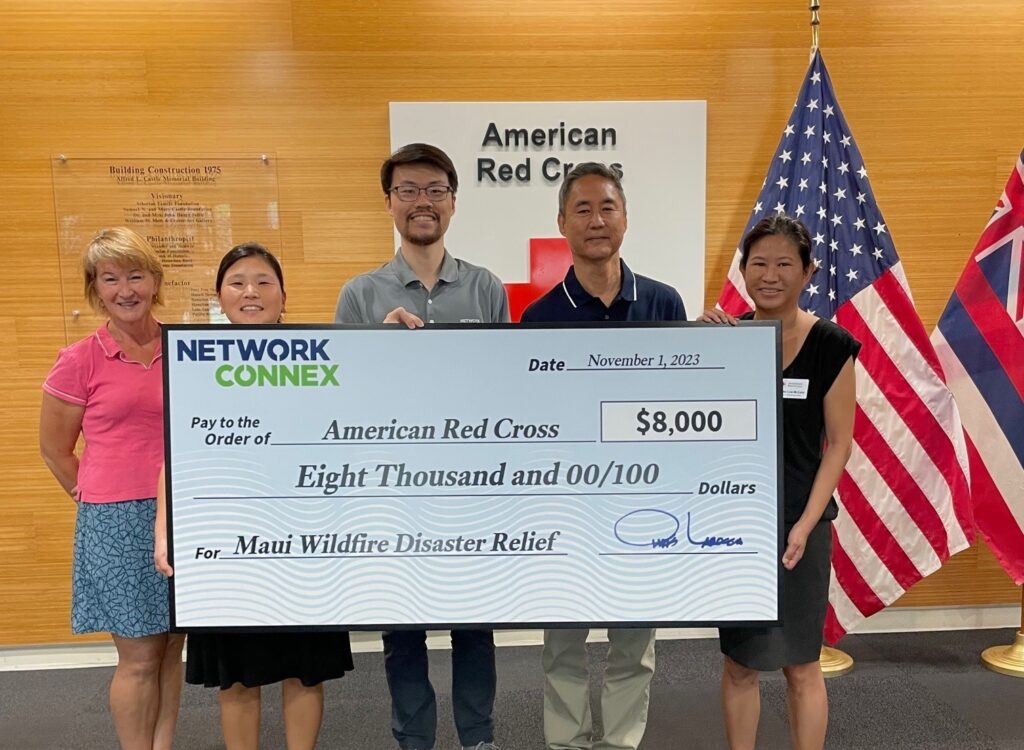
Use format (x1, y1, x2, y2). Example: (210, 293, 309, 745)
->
(871, 274, 976, 537)
(837, 295, 970, 500)
(871, 271, 944, 376)
(965, 434, 1024, 584)
(976, 162, 1024, 249)
(837, 469, 922, 589)
(956, 260, 1024, 401)
(836, 305, 967, 549)
(829, 535, 884, 618)
(978, 211, 1022, 252)
(717, 279, 753, 316)
(824, 603, 846, 645)
(851, 406, 952, 559)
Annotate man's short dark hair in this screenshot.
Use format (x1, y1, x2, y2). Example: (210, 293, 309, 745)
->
(558, 162, 626, 215)
(380, 143, 459, 195)
(740, 215, 814, 271)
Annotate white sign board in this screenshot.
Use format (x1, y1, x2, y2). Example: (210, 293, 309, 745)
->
(390, 101, 706, 315)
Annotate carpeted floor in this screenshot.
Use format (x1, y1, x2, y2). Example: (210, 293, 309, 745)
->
(0, 628, 1020, 749)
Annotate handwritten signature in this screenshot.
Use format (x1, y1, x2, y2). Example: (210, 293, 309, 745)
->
(613, 509, 743, 550)
(613, 509, 680, 548)
(685, 512, 744, 549)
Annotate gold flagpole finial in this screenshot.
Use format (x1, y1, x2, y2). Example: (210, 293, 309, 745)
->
(810, 1, 822, 56)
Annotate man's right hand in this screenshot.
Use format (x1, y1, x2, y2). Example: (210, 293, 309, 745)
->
(383, 307, 425, 329)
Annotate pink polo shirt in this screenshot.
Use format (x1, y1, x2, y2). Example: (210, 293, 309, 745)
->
(43, 324, 164, 504)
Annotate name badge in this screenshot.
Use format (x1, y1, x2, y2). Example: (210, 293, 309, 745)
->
(783, 378, 809, 400)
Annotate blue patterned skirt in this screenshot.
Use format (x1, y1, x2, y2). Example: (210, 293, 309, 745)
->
(72, 499, 169, 638)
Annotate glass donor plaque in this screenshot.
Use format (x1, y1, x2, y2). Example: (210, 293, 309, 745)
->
(52, 155, 281, 336)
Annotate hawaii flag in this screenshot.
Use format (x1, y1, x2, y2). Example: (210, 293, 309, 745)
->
(931, 151, 1024, 584)
(717, 52, 974, 643)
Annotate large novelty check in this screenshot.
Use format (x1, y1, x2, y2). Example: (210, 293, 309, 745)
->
(164, 323, 782, 630)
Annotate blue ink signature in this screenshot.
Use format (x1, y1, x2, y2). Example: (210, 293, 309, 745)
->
(685, 512, 744, 549)
(613, 509, 680, 549)
(614, 510, 745, 550)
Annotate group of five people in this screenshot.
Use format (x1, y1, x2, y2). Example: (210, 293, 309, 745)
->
(39, 143, 858, 750)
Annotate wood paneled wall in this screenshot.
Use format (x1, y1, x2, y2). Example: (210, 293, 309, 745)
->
(1, 1, 1019, 646)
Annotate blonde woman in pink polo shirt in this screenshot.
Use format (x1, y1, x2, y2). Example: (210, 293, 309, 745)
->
(40, 227, 185, 750)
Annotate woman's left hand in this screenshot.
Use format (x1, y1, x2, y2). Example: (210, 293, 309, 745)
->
(154, 532, 173, 577)
(696, 308, 737, 325)
(782, 523, 811, 570)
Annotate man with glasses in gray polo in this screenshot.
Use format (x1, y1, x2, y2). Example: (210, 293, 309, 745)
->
(335, 143, 507, 750)
(336, 143, 508, 328)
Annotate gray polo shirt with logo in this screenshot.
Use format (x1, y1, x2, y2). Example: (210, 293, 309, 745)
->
(334, 250, 509, 325)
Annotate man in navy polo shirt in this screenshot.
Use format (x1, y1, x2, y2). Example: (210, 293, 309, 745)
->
(522, 162, 685, 750)
(521, 164, 684, 325)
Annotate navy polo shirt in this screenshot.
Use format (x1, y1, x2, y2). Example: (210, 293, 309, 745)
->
(521, 260, 686, 323)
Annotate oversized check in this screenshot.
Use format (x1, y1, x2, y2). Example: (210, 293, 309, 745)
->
(164, 323, 782, 630)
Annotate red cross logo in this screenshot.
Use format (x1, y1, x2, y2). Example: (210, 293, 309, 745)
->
(504, 238, 573, 322)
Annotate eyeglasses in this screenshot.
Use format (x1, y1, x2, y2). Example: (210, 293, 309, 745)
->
(389, 185, 454, 202)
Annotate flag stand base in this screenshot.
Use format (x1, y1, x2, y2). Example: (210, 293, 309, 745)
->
(819, 646, 853, 677)
(981, 631, 1024, 678)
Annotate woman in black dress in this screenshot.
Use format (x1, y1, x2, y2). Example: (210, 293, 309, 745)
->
(701, 216, 858, 750)
(155, 244, 353, 750)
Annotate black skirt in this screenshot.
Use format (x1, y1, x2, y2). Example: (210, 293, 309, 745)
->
(719, 519, 832, 671)
(186, 631, 354, 689)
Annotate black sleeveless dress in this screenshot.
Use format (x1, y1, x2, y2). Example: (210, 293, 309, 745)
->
(720, 317, 860, 670)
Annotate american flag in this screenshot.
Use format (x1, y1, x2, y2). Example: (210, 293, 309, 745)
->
(931, 151, 1024, 584)
(717, 51, 974, 644)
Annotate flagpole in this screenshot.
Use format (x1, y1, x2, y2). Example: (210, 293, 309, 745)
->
(810, 0, 821, 55)
(808, 0, 854, 678)
(981, 586, 1024, 677)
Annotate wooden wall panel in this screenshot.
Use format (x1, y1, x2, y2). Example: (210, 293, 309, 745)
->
(1, 1, 295, 51)
(0, 1, 1019, 646)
